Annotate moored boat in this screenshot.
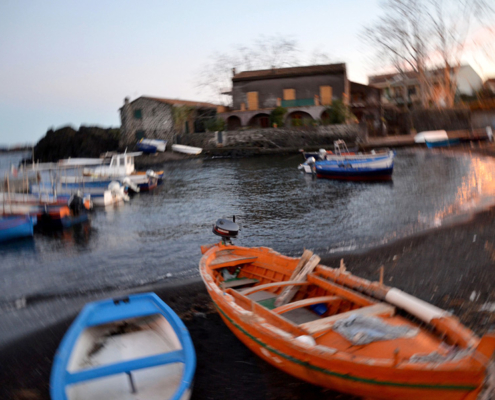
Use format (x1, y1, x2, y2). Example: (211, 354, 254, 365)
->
(199, 219, 495, 400)
(414, 130, 448, 144)
(171, 144, 202, 155)
(50, 292, 196, 400)
(137, 139, 167, 153)
(0, 215, 35, 243)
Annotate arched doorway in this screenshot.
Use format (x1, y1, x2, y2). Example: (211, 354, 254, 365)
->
(320, 110, 330, 125)
(226, 115, 241, 130)
(248, 113, 271, 128)
(287, 111, 314, 127)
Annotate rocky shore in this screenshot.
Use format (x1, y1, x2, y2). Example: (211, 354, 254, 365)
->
(3, 145, 495, 400)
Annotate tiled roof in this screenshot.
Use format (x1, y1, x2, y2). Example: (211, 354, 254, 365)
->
(135, 97, 218, 108)
(232, 63, 346, 82)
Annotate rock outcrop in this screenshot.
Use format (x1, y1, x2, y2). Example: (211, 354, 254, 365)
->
(33, 126, 120, 163)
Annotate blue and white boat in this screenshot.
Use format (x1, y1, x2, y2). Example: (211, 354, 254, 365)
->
(137, 139, 167, 154)
(0, 215, 35, 243)
(300, 140, 395, 181)
(51, 292, 196, 400)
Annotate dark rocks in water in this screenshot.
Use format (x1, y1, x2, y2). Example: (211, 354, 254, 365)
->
(33, 126, 120, 163)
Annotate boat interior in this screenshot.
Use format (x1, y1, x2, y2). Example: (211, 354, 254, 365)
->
(66, 314, 185, 400)
(207, 247, 479, 365)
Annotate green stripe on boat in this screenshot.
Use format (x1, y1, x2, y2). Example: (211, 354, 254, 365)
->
(215, 305, 477, 392)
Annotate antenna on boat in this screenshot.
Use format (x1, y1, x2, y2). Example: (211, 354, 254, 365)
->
(213, 217, 239, 245)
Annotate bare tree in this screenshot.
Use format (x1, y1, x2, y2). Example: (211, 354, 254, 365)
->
(364, 0, 493, 108)
(363, 0, 430, 107)
(429, 0, 494, 106)
(197, 35, 331, 104)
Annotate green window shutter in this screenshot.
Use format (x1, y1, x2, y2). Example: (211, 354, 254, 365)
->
(134, 109, 142, 119)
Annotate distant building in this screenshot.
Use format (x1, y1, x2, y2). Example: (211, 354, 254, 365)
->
(349, 81, 383, 136)
(218, 63, 350, 130)
(119, 96, 218, 148)
(368, 64, 483, 108)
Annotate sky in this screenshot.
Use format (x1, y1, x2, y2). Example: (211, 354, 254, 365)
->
(1, 0, 494, 146)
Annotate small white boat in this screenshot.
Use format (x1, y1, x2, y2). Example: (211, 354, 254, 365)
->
(414, 130, 448, 144)
(171, 145, 202, 155)
(50, 292, 196, 400)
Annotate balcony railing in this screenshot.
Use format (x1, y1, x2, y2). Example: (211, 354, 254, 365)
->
(281, 98, 315, 107)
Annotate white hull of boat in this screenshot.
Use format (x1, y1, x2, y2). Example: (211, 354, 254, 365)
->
(414, 130, 448, 144)
(31, 185, 128, 207)
(171, 144, 202, 155)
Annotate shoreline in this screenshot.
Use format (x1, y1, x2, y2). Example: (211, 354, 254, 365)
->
(4, 145, 495, 399)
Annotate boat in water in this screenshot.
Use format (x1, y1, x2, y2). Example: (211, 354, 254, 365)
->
(171, 144, 202, 155)
(0, 215, 35, 243)
(137, 139, 167, 154)
(299, 141, 395, 181)
(414, 130, 448, 144)
(199, 218, 495, 400)
(1, 193, 91, 229)
(50, 292, 196, 400)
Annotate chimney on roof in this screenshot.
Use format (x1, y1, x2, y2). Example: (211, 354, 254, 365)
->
(232, 67, 236, 76)
(124, 97, 130, 105)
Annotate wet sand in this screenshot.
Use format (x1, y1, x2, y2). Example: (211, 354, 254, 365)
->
(3, 145, 495, 399)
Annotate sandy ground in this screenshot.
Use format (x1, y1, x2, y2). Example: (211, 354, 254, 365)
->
(3, 143, 495, 400)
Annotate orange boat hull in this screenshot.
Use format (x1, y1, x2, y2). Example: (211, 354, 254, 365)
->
(211, 289, 482, 400)
(200, 243, 490, 400)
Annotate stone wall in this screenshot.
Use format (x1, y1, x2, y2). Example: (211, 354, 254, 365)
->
(180, 124, 359, 154)
(410, 108, 471, 132)
(472, 109, 495, 129)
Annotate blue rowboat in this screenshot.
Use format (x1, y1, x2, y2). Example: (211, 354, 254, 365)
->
(0, 215, 35, 243)
(137, 139, 167, 153)
(425, 138, 461, 148)
(137, 142, 158, 154)
(50, 292, 196, 400)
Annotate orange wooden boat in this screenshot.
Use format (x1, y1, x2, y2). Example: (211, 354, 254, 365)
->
(199, 221, 495, 400)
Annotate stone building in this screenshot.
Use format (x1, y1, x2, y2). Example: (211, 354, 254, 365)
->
(218, 63, 350, 130)
(119, 96, 218, 148)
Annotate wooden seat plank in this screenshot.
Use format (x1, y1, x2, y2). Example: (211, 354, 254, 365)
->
(300, 303, 396, 335)
(273, 296, 341, 315)
(210, 254, 258, 269)
(222, 278, 259, 289)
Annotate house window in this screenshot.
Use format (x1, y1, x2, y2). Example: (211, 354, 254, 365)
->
(135, 130, 145, 140)
(320, 86, 332, 105)
(408, 86, 416, 96)
(134, 109, 142, 119)
(283, 89, 296, 101)
(247, 92, 259, 110)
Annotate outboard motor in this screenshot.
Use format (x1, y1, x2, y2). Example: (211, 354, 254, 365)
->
(318, 148, 327, 160)
(146, 169, 158, 179)
(68, 193, 84, 216)
(213, 216, 239, 245)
